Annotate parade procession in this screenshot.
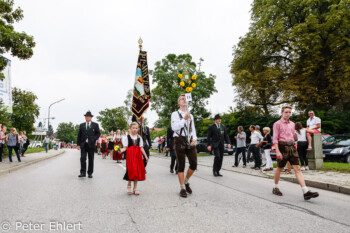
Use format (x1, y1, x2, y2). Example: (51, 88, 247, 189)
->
(0, 0, 350, 232)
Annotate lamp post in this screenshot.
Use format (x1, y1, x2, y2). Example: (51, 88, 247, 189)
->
(48, 98, 65, 135)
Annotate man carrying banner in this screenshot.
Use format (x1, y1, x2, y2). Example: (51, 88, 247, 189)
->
(171, 94, 197, 198)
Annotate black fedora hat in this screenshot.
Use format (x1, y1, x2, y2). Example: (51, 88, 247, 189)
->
(214, 114, 221, 120)
(84, 111, 94, 117)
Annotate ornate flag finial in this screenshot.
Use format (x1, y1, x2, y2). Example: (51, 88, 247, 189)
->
(138, 37, 143, 50)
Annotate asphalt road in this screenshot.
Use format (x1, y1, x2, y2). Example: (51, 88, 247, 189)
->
(0, 149, 349, 233)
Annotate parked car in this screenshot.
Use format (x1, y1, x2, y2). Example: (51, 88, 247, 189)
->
(196, 137, 235, 155)
(196, 137, 208, 153)
(29, 141, 43, 148)
(322, 134, 332, 145)
(323, 134, 350, 163)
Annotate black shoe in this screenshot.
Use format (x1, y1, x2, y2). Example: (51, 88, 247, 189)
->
(272, 188, 283, 196)
(78, 173, 86, 178)
(185, 183, 192, 194)
(213, 171, 218, 177)
(180, 189, 187, 198)
(217, 173, 223, 176)
(170, 169, 174, 173)
(88, 174, 93, 178)
(304, 191, 319, 200)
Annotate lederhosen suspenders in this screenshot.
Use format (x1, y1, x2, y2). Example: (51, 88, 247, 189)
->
(176, 111, 192, 147)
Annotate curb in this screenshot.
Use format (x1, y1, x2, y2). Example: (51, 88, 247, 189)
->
(0, 150, 65, 176)
(151, 153, 350, 196)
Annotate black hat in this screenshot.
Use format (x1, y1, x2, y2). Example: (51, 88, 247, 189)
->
(84, 111, 93, 117)
(214, 114, 221, 120)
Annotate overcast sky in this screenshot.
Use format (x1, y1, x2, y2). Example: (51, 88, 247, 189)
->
(8, 0, 253, 131)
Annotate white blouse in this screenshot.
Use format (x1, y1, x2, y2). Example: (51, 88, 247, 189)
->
(295, 128, 307, 141)
(122, 135, 144, 148)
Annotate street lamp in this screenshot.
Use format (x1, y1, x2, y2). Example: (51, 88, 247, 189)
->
(48, 98, 65, 135)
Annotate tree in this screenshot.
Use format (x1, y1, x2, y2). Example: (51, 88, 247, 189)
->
(0, 0, 35, 80)
(56, 122, 79, 143)
(123, 89, 133, 120)
(97, 107, 128, 132)
(10, 87, 40, 133)
(47, 124, 54, 137)
(0, 100, 11, 128)
(150, 54, 217, 127)
(231, 0, 350, 111)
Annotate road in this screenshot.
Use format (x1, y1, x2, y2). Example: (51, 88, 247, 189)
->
(0, 149, 349, 233)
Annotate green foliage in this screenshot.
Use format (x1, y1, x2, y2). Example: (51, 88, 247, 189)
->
(196, 118, 213, 137)
(0, 0, 35, 80)
(0, 100, 11, 127)
(10, 87, 40, 133)
(47, 124, 54, 137)
(123, 89, 133, 120)
(97, 107, 128, 132)
(150, 128, 167, 140)
(231, 0, 350, 112)
(56, 122, 79, 143)
(150, 54, 217, 127)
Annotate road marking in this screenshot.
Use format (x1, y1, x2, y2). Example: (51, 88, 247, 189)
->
(118, 164, 126, 170)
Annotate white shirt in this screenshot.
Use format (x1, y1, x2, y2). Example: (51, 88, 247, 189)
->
(295, 128, 307, 141)
(122, 135, 144, 147)
(45, 137, 50, 143)
(307, 116, 321, 132)
(171, 110, 197, 141)
(250, 131, 263, 144)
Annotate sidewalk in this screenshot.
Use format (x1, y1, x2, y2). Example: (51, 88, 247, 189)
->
(151, 152, 350, 195)
(0, 149, 65, 176)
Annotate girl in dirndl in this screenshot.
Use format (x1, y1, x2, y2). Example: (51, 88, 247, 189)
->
(114, 130, 123, 163)
(120, 122, 149, 195)
(101, 135, 108, 159)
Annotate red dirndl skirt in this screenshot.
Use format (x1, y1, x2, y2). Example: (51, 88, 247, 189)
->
(123, 145, 145, 181)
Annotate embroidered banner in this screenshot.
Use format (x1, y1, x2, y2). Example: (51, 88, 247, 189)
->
(132, 51, 151, 119)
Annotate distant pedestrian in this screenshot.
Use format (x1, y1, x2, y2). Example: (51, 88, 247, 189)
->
(249, 125, 263, 170)
(158, 136, 162, 153)
(272, 106, 319, 200)
(167, 126, 177, 174)
(0, 125, 6, 162)
(306, 110, 321, 150)
(22, 131, 29, 156)
(101, 135, 107, 159)
(76, 111, 101, 178)
(161, 136, 166, 154)
(258, 127, 273, 171)
(6, 128, 21, 162)
(295, 122, 314, 171)
(232, 126, 247, 168)
(44, 135, 50, 153)
(207, 114, 231, 177)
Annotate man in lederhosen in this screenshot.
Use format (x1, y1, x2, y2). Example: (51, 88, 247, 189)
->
(207, 114, 231, 177)
(171, 94, 197, 198)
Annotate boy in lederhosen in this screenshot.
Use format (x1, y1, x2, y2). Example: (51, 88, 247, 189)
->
(272, 105, 319, 200)
(171, 94, 197, 198)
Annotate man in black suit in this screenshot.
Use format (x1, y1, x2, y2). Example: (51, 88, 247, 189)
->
(207, 114, 231, 177)
(166, 125, 177, 174)
(77, 111, 101, 178)
(132, 115, 152, 168)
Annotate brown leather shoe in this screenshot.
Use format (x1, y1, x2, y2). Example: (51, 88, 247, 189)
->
(272, 188, 283, 196)
(304, 191, 319, 200)
(180, 189, 187, 198)
(185, 183, 192, 194)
